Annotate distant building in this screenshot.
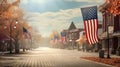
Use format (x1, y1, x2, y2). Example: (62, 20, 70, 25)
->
(61, 22, 84, 48)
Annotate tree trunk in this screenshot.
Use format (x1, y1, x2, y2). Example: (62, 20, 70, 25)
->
(15, 41, 20, 54)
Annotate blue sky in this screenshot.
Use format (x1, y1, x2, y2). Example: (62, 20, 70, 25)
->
(20, 0, 105, 37)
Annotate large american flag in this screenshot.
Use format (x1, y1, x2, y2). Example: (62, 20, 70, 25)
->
(81, 6, 98, 45)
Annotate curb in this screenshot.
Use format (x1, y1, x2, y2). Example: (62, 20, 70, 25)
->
(80, 58, 115, 67)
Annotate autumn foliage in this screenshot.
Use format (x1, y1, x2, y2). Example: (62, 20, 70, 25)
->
(0, 0, 31, 40)
(107, 0, 120, 16)
(81, 57, 120, 67)
(0, 0, 33, 53)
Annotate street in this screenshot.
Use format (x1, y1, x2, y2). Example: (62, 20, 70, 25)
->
(0, 0, 120, 67)
(0, 47, 114, 67)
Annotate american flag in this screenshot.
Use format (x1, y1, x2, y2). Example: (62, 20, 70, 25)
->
(81, 6, 98, 45)
(61, 32, 66, 44)
(54, 35, 58, 44)
(23, 27, 31, 39)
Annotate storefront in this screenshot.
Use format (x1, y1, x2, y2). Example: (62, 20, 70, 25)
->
(99, 1, 120, 54)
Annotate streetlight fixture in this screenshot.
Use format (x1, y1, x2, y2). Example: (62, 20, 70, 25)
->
(8, 19, 18, 54)
(107, 24, 114, 58)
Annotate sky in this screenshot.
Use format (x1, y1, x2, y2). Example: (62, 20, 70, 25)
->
(20, 0, 106, 37)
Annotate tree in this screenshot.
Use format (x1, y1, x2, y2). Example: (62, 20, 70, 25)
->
(1, 0, 23, 54)
(0, 0, 32, 53)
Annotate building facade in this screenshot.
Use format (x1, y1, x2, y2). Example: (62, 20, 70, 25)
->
(61, 22, 84, 49)
(99, 1, 120, 54)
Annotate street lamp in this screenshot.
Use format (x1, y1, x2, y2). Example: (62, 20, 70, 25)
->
(8, 20, 18, 54)
(107, 24, 114, 58)
(107, 24, 110, 58)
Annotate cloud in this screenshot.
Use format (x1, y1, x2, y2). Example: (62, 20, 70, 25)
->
(22, 0, 104, 37)
(21, 0, 28, 4)
(26, 8, 82, 37)
(66, 0, 105, 3)
(20, 0, 55, 4)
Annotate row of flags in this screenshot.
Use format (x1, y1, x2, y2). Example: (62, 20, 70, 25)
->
(52, 31, 67, 44)
(53, 6, 99, 45)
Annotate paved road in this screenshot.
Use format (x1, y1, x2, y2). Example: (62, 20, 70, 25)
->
(0, 47, 114, 67)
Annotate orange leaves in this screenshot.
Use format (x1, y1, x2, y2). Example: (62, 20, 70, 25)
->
(0, 0, 26, 40)
(0, 0, 22, 19)
(2, 11, 12, 19)
(2, 5, 23, 19)
(81, 57, 120, 67)
(0, 0, 32, 41)
(107, 0, 120, 16)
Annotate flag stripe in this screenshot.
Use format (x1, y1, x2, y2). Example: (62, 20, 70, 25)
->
(54, 35, 58, 44)
(91, 19, 96, 44)
(88, 20, 94, 44)
(95, 19, 98, 42)
(54, 39, 58, 44)
(61, 31, 66, 44)
(84, 21, 92, 44)
(85, 19, 98, 44)
(93, 19, 97, 43)
(61, 37, 66, 43)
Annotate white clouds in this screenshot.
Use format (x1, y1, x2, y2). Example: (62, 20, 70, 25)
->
(21, 0, 104, 37)
(21, 0, 28, 4)
(20, 0, 54, 4)
(66, 0, 105, 3)
(29, 0, 47, 4)
(21, 0, 105, 4)
(26, 8, 82, 37)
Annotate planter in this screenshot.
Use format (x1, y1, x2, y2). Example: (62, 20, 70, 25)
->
(99, 50, 104, 58)
(116, 50, 120, 56)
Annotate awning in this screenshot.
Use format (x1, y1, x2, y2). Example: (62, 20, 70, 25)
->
(113, 32, 120, 37)
(100, 32, 113, 39)
(100, 32, 107, 39)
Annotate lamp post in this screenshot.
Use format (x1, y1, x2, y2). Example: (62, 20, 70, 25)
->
(107, 25, 114, 58)
(9, 20, 18, 54)
(107, 24, 110, 58)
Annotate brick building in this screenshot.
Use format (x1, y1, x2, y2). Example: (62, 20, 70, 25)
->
(61, 22, 84, 48)
(99, 1, 120, 54)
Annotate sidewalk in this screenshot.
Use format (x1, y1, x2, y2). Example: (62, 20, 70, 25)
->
(0, 49, 30, 56)
(0, 51, 9, 55)
(79, 51, 120, 67)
